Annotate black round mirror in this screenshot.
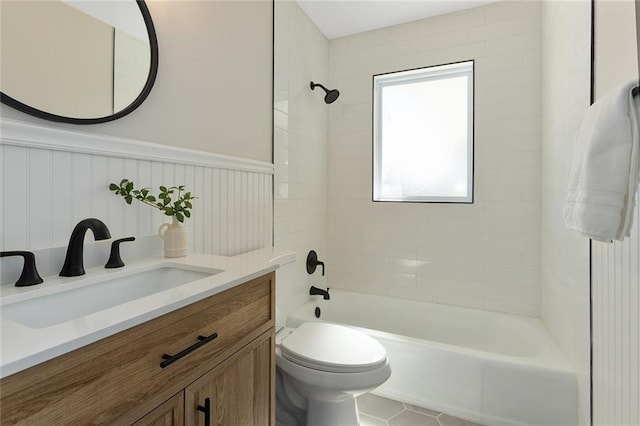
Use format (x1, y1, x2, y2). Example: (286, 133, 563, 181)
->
(0, 0, 158, 124)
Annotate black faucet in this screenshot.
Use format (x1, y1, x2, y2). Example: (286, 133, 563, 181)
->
(0, 251, 43, 286)
(310, 285, 330, 300)
(60, 218, 111, 277)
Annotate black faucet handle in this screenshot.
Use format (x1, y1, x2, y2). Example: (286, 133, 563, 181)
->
(0, 251, 44, 287)
(306, 250, 325, 276)
(105, 237, 136, 269)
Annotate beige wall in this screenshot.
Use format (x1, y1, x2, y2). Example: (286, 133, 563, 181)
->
(1, 1, 273, 162)
(540, 1, 592, 424)
(1, 1, 114, 118)
(114, 29, 151, 113)
(593, 0, 639, 98)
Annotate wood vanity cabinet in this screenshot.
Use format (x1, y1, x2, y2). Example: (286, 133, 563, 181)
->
(0, 272, 276, 426)
(132, 392, 185, 426)
(184, 331, 273, 426)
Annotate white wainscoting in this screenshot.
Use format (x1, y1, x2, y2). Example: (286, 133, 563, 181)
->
(592, 194, 640, 426)
(0, 119, 273, 263)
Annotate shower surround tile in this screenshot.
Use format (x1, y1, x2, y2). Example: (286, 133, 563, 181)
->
(273, 0, 330, 317)
(540, 1, 592, 424)
(327, 1, 542, 317)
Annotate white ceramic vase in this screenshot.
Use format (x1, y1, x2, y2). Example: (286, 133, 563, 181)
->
(158, 217, 188, 258)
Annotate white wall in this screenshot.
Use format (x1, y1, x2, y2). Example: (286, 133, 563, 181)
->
(591, 1, 640, 424)
(540, 1, 592, 424)
(273, 0, 329, 317)
(0, 120, 273, 285)
(326, 1, 543, 317)
(0, 1, 273, 162)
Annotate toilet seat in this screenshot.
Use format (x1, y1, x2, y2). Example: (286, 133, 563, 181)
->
(280, 322, 387, 374)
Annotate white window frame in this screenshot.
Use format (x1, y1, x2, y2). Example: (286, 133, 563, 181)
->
(373, 60, 474, 203)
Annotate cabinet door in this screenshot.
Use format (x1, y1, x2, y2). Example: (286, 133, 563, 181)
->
(133, 392, 184, 426)
(185, 330, 274, 426)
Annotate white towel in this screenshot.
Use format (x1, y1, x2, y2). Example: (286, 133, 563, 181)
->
(564, 79, 640, 242)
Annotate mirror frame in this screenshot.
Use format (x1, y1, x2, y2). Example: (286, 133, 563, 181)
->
(0, 0, 159, 124)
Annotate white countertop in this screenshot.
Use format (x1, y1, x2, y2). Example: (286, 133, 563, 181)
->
(0, 247, 295, 379)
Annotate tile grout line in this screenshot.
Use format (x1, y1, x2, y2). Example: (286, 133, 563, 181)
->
(358, 411, 391, 423)
(402, 401, 443, 419)
(386, 409, 404, 423)
(404, 407, 442, 418)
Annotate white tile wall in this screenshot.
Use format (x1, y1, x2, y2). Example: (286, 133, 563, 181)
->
(0, 119, 273, 284)
(273, 0, 329, 317)
(540, 1, 592, 424)
(327, 1, 543, 316)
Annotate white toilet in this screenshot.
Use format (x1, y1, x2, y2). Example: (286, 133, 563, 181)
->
(275, 321, 392, 426)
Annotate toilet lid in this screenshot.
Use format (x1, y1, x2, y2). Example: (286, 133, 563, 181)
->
(280, 322, 387, 373)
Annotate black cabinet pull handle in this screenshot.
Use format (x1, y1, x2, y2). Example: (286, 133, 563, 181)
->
(197, 397, 211, 426)
(160, 333, 218, 368)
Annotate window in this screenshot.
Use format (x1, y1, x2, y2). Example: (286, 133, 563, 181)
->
(373, 60, 474, 203)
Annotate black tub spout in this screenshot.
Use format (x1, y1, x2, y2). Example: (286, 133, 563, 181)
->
(310, 285, 330, 300)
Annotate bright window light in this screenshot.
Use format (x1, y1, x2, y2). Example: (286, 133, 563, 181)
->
(373, 61, 474, 203)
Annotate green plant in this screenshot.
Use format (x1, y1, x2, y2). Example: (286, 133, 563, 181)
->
(109, 179, 196, 223)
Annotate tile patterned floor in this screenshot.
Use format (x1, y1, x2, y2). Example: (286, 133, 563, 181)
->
(357, 393, 485, 426)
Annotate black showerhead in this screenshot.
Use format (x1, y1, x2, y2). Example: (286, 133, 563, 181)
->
(310, 81, 340, 104)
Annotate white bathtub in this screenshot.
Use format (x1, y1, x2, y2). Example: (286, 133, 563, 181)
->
(286, 290, 577, 426)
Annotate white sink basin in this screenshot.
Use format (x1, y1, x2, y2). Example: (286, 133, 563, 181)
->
(1, 265, 220, 328)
